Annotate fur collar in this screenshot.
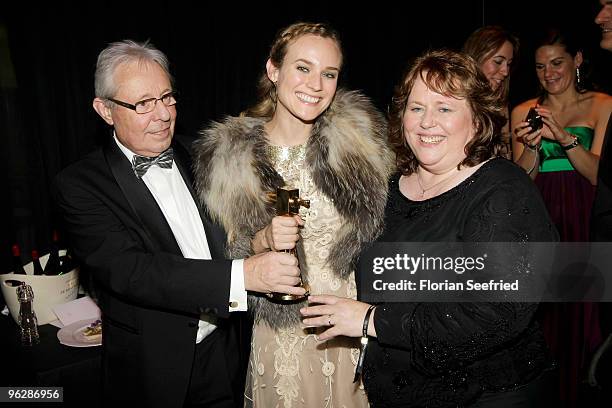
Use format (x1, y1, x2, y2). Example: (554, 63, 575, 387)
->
(194, 89, 393, 328)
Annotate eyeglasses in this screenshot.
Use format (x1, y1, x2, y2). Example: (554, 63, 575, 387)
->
(107, 91, 177, 114)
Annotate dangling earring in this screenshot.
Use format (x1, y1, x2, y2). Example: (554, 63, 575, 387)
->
(576, 66, 581, 86)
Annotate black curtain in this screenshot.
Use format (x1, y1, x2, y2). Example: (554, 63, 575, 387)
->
(1, 1, 610, 271)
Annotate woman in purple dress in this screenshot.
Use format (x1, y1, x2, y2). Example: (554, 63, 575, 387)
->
(511, 27, 612, 407)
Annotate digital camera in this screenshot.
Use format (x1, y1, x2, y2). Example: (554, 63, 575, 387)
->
(525, 107, 543, 131)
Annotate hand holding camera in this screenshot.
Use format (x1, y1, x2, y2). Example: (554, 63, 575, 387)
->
(525, 107, 544, 132)
(514, 106, 544, 151)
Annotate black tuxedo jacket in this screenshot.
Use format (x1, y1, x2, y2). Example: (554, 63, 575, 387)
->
(592, 113, 612, 242)
(591, 113, 612, 337)
(54, 135, 238, 407)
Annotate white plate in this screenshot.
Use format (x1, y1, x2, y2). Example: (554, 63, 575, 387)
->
(57, 318, 102, 347)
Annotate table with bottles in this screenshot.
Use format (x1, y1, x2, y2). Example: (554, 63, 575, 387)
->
(2, 233, 102, 406)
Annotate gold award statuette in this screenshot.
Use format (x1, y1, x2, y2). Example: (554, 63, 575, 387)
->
(267, 187, 310, 301)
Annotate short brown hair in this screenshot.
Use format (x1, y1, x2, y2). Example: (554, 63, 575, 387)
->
(388, 49, 506, 176)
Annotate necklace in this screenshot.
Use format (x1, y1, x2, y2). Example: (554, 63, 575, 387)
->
(415, 168, 461, 199)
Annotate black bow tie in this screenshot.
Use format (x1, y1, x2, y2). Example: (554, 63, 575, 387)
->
(132, 148, 174, 178)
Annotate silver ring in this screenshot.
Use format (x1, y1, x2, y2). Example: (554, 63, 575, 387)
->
(327, 315, 333, 326)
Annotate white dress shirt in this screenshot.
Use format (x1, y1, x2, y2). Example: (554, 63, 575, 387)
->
(114, 135, 247, 343)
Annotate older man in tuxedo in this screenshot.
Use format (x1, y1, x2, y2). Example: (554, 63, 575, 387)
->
(54, 40, 304, 408)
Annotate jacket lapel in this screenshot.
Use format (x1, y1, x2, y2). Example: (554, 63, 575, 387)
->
(104, 141, 182, 255)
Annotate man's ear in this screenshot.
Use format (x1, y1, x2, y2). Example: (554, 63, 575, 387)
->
(93, 97, 114, 126)
(266, 59, 279, 83)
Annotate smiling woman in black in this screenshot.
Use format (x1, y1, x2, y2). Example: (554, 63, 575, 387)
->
(362, 158, 557, 407)
(301, 50, 558, 407)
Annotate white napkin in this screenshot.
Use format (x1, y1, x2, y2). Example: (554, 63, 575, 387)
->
(52, 296, 101, 327)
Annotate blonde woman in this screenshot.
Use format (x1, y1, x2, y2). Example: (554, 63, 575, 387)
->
(195, 22, 392, 407)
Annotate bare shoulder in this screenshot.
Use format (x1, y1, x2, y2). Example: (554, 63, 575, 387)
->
(591, 93, 612, 124)
(588, 91, 612, 109)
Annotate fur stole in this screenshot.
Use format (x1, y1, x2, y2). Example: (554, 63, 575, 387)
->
(194, 89, 393, 328)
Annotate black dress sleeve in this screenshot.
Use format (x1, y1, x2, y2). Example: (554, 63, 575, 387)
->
(373, 173, 558, 375)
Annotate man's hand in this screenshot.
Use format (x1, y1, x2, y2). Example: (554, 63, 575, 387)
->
(244, 251, 305, 296)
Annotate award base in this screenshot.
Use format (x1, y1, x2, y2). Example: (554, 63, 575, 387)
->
(266, 284, 310, 302)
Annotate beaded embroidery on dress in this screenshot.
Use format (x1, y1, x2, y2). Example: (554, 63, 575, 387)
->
(244, 143, 368, 408)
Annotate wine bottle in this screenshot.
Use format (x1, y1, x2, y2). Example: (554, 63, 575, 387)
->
(31, 250, 44, 276)
(44, 231, 62, 276)
(60, 247, 76, 274)
(11, 244, 27, 275)
(17, 282, 39, 346)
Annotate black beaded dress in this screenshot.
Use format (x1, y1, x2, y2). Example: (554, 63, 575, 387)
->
(361, 158, 558, 407)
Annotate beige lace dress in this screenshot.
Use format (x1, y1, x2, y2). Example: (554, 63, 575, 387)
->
(244, 143, 369, 408)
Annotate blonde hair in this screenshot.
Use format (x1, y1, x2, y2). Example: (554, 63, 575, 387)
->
(462, 26, 519, 104)
(242, 22, 342, 118)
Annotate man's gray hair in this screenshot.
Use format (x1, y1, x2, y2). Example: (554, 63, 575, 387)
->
(94, 39, 173, 99)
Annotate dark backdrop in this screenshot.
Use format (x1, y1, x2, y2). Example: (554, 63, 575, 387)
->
(1, 1, 611, 271)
